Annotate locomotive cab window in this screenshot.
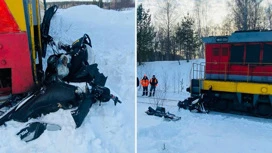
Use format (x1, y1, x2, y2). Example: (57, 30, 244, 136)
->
(230, 45, 244, 63)
(212, 48, 219, 56)
(263, 44, 272, 64)
(245, 44, 260, 64)
(222, 48, 228, 56)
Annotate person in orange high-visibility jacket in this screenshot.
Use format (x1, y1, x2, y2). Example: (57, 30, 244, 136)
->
(141, 75, 149, 96)
(149, 75, 158, 96)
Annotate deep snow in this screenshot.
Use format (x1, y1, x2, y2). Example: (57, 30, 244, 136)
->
(0, 5, 135, 153)
(137, 60, 272, 153)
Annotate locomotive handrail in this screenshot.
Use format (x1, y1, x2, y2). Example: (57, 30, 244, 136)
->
(195, 61, 272, 82)
(191, 63, 205, 80)
(205, 61, 272, 65)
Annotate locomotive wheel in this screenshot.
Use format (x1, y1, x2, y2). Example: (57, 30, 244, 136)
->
(256, 103, 272, 117)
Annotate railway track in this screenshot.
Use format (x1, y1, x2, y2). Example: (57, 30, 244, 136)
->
(137, 96, 180, 107)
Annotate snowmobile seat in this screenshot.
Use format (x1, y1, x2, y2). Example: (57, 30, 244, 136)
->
(155, 107, 165, 113)
(145, 106, 166, 117)
(145, 106, 181, 121)
(154, 107, 166, 117)
(145, 107, 156, 115)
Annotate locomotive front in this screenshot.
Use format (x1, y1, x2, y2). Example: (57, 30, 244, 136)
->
(188, 30, 272, 116)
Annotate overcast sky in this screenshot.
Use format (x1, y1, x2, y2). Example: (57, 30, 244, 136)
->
(46, 0, 112, 2)
(137, 0, 229, 25)
(137, 0, 272, 25)
(46, 0, 135, 2)
(45, 0, 271, 25)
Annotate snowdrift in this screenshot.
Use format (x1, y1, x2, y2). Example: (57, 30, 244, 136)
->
(0, 5, 135, 153)
(138, 60, 272, 153)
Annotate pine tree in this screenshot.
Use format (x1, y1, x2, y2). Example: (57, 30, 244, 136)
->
(176, 14, 201, 62)
(98, 0, 103, 8)
(175, 24, 183, 57)
(137, 4, 156, 65)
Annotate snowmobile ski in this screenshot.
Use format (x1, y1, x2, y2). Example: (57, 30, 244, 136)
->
(17, 121, 61, 142)
(0, 92, 37, 126)
(163, 112, 181, 121)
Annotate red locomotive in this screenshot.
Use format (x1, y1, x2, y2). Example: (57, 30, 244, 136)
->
(0, 0, 45, 99)
(188, 30, 272, 116)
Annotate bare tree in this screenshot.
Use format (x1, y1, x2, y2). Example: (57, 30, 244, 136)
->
(155, 27, 166, 61)
(193, 0, 210, 58)
(162, 71, 169, 92)
(154, 0, 180, 61)
(180, 78, 184, 93)
(177, 72, 181, 93)
(172, 71, 181, 93)
(150, 88, 166, 107)
(266, 4, 272, 29)
(220, 14, 236, 35)
(170, 71, 183, 94)
(173, 72, 176, 93)
(228, 0, 264, 31)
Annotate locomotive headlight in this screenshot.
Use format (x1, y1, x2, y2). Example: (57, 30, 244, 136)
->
(1, 59, 6, 65)
(261, 87, 268, 93)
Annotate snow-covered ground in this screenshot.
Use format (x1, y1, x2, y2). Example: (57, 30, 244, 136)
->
(137, 60, 272, 153)
(0, 5, 135, 153)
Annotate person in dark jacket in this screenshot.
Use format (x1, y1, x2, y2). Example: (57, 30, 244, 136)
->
(141, 75, 149, 96)
(149, 75, 158, 96)
(137, 77, 139, 87)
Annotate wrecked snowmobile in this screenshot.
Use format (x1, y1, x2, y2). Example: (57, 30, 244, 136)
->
(45, 34, 107, 87)
(0, 34, 121, 141)
(145, 106, 181, 121)
(177, 93, 211, 113)
(0, 3, 121, 142)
